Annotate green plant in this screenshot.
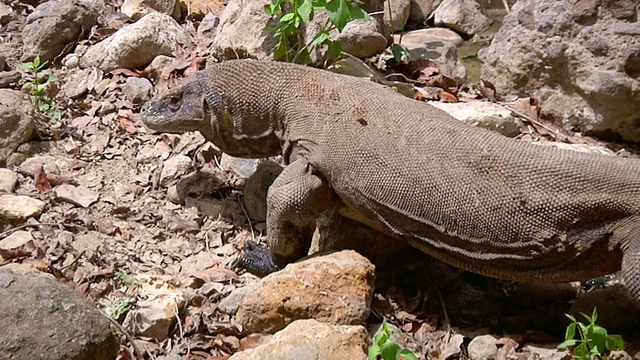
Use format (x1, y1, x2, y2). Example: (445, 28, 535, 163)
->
(265, 0, 369, 64)
(19, 55, 61, 123)
(103, 296, 135, 320)
(114, 269, 139, 288)
(558, 308, 624, 360)
(368, 319, 418, 360)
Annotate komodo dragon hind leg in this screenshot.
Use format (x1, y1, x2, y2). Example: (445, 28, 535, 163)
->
(622, 225, 640, 304)
(264, 158, 335, 271)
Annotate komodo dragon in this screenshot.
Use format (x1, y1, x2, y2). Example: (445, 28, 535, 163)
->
(142, 59, 640, 304)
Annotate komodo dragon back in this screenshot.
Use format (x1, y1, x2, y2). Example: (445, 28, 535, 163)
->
(142, 59, 640, 305)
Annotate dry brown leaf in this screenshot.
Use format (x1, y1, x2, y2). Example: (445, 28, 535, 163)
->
(119, 117, 138, 134)
(34, 165, 52, 193)
(440, 92, 458, 103)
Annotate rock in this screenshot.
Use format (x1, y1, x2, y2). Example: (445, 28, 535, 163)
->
(220, 154, 264, 178)
(0, 89, 34, 166)
(384, 0, 411, 31)
(467, 335, 498, 360)
(235, 250, 375, 333)
(187, 0, 226, 17)
(0, 269, 119, 360)
(395, 27, 464, 46)
(211, 0, 277, 60)
(229, 319, 369, 360)
(311, 209, 409, 266)
(429, 101, 522, 137)
(433, 0, 489, 37)
(623, 43, 640, 79)
(520, 344, 571, 360)
(407, 0, 434, 29)
(18, 155, 63, 176)
(54, 184, 100, 208)
(123, 76, 153, 104)
(0, 168, 18, 192)
(0, 194, 46, 221)
(218, 286, 251, 315)
(197, 12, 220, 38)
(121, 0, 181, 21)
(336, 18, 388, 59)
(22, 0, 103, 63)
(80, 12, 193, 71)
(480, 0, 640, 142)
(570, 284, 640, 333)
(0, 70, 20, 88)
(243, 162, 283, 221)
(160, 155, 192, 186)
(400, 36, 467, 83)
(0, 2, 12, 25)
(122, 274, 193, 341)
(0, 231, 37, 259)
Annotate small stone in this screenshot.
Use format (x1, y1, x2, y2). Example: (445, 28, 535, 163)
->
(383, 0, 411, 31)
(160, 155, 192, 186)
(229, 319, 369, 360)
(467, 335, 498, 360)
(218, 286, 251, 315)
(572, 0, 597, 23)
(0, 194, 46, 221)
(197, 12, 220, 38)
(0, 231, 37, 259)
(623, 43, 640, 79)
(0, 70, 20, 88)
(0, 168, 18, 192)
(123, 77, 153, 104)
(433, 0, 490, 37)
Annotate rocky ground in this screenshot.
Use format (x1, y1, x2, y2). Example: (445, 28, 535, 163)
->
(1, 0, 640, 359)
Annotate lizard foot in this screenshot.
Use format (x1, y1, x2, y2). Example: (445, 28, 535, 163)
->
(233, 240, 280, 276)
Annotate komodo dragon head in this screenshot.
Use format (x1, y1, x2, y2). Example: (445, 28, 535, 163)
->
(141, 70, 283, 159)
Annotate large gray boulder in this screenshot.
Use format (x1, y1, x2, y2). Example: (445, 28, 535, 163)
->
(481, 0, 640, 142)
(0, 269, 119, 360)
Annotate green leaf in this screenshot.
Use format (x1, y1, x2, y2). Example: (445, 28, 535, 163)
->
(279, 12, 296, 23)
(606, 334, 624, 351)
(327, 40, 342, 58)
(379, 341, 402, 360)
(18, 62, 34, 70)
(564, 313, 577, 322)
(573, 343, 590, 360)
(564, 323, 576, 341)
(312, 30, 331, 46)
(368, 344, 381, 360)
(47, 74, 58, 83)
(557, 339, 580, 350)
(325, 0, 351, 31)
(32, 55, 41, 68)
(296, 49, 310, 64)
(398, 349, 419, 360)
(297, 0, 313, 22)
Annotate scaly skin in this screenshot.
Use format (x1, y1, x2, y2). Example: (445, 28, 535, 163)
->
(142, 59, 640, 304)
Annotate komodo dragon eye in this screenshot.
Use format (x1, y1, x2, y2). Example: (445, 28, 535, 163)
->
(166, 93, 182, 112)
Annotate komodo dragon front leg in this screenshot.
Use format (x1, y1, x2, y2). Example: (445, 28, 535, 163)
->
(241, 158, 336, 274)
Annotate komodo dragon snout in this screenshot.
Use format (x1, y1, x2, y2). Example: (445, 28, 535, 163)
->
(142, 59, 640, 306)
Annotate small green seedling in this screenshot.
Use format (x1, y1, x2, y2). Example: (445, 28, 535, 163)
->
(114, 268, 139, 288)
(558, 308, 624, 360)
(368, 319, 418, 360)
(19, 55, 61, 123)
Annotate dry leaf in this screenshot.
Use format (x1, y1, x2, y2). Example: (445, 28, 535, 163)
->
(34, 165, 52, 193)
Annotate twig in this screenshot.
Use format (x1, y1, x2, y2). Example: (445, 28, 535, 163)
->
(0, 222, 79, 239)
